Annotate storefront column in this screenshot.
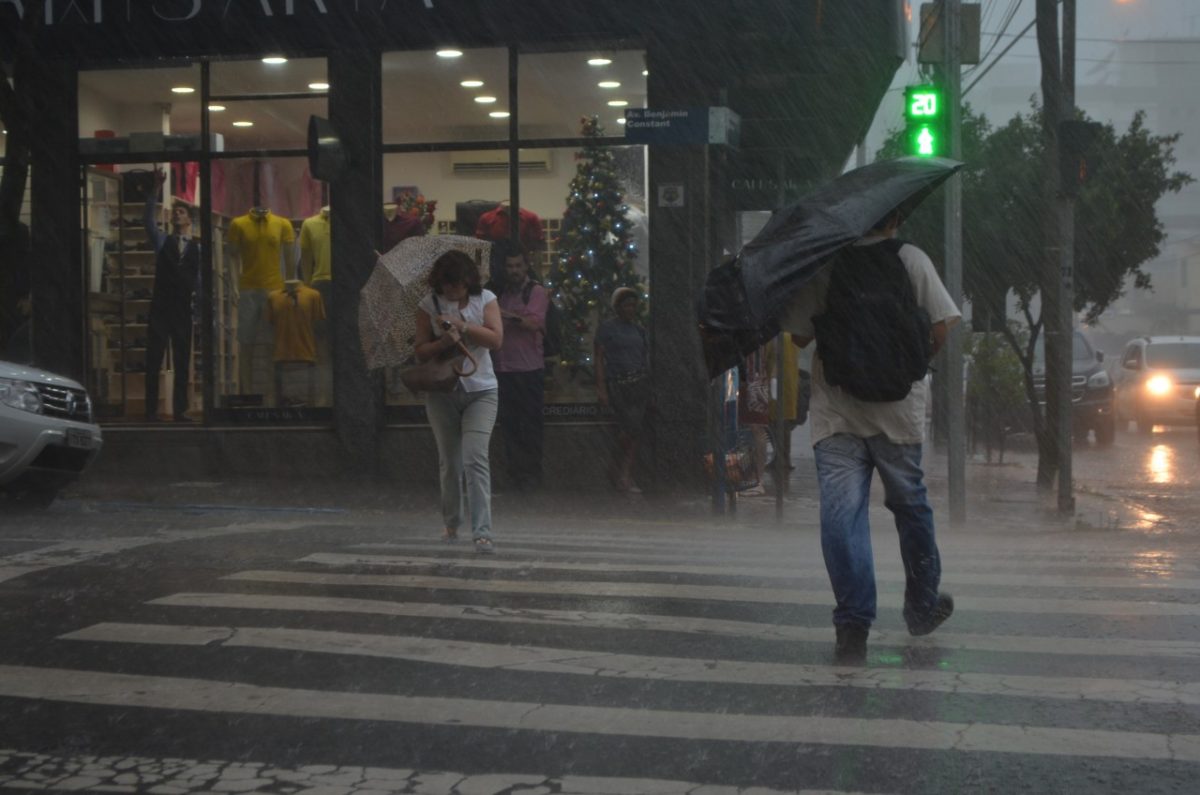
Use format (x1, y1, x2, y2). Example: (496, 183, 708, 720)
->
(29, 59, 82, 380)
(644, 43, 736, 491)
(328, 48, 385, 474)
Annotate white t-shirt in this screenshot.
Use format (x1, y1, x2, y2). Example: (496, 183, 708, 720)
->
(780, 237, 961, 445)
(417, 289, 498, 393)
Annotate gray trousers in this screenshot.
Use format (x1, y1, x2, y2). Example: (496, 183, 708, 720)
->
(425, 387, 498, 539)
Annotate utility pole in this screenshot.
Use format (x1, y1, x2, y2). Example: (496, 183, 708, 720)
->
(1036, 0, 1075, 512)
(1056, 0, 1076, 514)
(943, 0, 966, 524)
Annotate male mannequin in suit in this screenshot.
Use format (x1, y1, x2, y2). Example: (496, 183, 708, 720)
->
(143, 175, 200, 421)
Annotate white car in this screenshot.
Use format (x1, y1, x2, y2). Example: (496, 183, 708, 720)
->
(0, 360, 103, 507)
(1114, 336, 1200, 432)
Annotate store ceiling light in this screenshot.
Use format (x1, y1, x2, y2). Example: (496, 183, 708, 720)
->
(598, 81, 621, 89)
(436, 49, 464, 58)
(489, 111, 510, 118)
(261, 56, 288, 65)
(308, 82, 330, 91)
(208, 104, 226, 112)
(608, 99, 628, 107)
(460, 79, 484, 88)
(474, 95, 497, 104)
(642, 70, 649, 76)
(170, 86, 195, 94)
(588, 57, 612, 66)
(232, 120, 254, 127)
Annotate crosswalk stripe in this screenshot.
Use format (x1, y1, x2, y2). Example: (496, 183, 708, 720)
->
(300, 552, 1200, 592)
(225, 569, 1200, 617)
(0, 664, 1195, 762)
(148, 592, 1200, 659)
(59, 622, 1200, 708)
(351, 541, 1200, 576)
(359, 532, 1191, 564)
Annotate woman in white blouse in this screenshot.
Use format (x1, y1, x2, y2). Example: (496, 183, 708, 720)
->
(412, 250, 505, 553)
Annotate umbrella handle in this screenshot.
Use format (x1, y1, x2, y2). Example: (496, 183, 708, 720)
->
(453, 340, 478, 377)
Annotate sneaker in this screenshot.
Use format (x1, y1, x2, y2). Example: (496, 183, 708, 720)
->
(907, 593, 955, 637)
(834, 623, 869, 664)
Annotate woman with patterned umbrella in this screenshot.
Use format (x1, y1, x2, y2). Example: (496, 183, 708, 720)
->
(359, 236, 504, 554)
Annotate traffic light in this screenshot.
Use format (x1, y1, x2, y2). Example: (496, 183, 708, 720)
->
(904, 84, 945, 158)
(1058, 119, 1104, 197)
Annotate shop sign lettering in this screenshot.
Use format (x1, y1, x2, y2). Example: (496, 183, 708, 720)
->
(729, 178, 802, 192)
(0, 0, 350, 25)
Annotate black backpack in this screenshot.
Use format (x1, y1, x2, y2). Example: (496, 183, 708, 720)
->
(812, 239, 933, 402)
(522, 281, 563, 360)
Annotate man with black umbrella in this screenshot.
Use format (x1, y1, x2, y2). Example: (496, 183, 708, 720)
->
(781, 209, 960, 665)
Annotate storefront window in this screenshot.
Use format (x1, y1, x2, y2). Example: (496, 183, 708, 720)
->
(82, 163, 204, 421)
(518, 49, 646, 140)
(211, 57, 328, 151)
(78, 64, 203, 149)
(382, 149, 506, 411)
(212, 156, 329, 417)
(382, 48, 509, 144)
(538, 141, 648, 408)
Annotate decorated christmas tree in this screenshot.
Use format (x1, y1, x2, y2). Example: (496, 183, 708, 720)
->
(547, 116, 644, 367)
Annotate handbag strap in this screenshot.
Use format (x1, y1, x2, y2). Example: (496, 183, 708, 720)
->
(432, 292, 479, 378)
(453, 341, 478, 377)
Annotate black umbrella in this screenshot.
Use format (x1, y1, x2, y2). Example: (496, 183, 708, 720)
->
(697, 156, 962, 377)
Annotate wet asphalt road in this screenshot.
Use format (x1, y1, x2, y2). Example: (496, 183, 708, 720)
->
(0, 424, 1198, 794)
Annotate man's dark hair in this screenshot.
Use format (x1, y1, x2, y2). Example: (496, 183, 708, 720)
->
(428, 249, 483, 296)
(495, 238, 529, 261)
(171, 200, 195, 221)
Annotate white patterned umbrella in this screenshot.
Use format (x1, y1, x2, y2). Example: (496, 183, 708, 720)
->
(359, 234, 492, 370)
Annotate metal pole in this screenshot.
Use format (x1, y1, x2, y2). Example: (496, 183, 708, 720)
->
(1057, 0, 1077, 514)
(944, 0, 967, 524)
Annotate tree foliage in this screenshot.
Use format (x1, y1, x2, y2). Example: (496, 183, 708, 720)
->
(877, 101, 1190, 445)
(880, 103, 1190, 327)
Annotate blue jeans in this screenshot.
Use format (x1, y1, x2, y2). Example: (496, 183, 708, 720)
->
(425, 387, 498, 540)
(812, 433, 941, 629)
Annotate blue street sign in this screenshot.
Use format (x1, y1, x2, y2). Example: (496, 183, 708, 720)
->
(623, 107, 740, 146)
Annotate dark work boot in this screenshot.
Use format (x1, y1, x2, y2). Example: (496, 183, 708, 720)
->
(907, 593, 955, 637)
(834, 623, 869, 665)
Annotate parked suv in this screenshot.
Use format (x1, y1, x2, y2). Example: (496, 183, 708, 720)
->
(1114, 336, 1200, 432)
(1032, 330, 1116, 446)
(0, 360, 103, 507)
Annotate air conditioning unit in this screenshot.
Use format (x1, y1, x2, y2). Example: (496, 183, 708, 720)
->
(449, 149, 552, 175)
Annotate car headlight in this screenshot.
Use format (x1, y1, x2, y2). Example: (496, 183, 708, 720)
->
(1087, 370, 1111, 388)
(1146, 374, 1174, 397)
(0, 377, 44, 414)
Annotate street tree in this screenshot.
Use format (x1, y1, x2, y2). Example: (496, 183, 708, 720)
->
(878, 103, 1190, 481)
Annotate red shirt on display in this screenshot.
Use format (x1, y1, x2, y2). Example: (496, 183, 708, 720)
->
(382, 212, 426, 254)
(475, 204, 545, 250)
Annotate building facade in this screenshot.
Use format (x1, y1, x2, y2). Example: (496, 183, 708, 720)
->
(0, 0, 905, 489)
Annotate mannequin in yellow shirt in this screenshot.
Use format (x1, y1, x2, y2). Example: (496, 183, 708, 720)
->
(227, 206, 296, 395)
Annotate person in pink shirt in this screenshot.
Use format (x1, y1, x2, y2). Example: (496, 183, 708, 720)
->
(490, 241, 549, 490)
